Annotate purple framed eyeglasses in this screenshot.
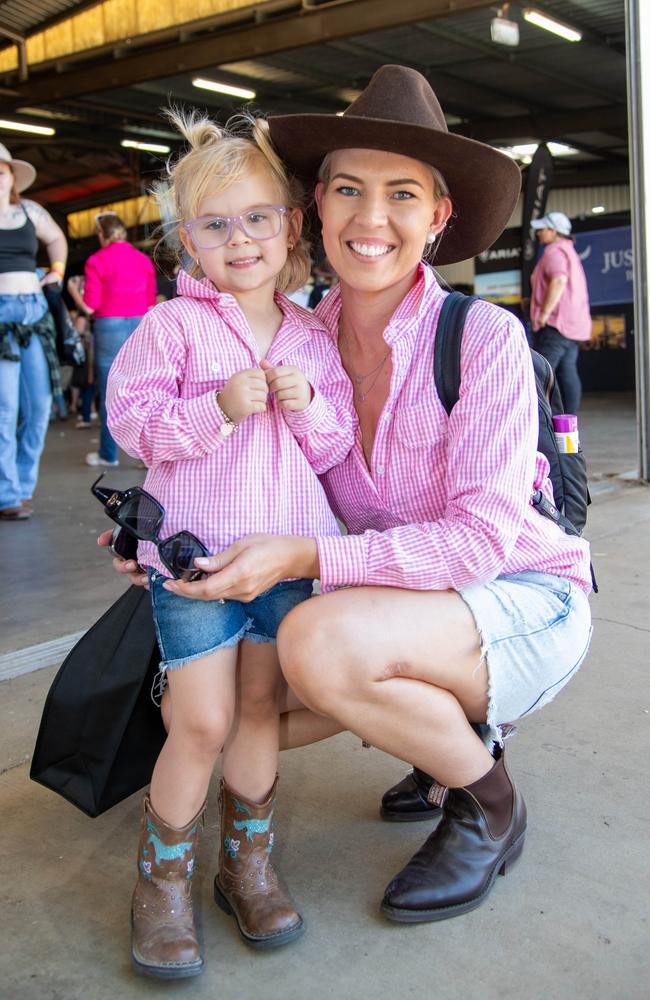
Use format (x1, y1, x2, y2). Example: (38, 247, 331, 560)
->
(183, 205, 289, 249)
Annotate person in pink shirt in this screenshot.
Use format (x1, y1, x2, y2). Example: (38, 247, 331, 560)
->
(105, 110, 354, 977)
(142, 67, 592, 926)
(530, 210, 592, 413)
(68, 211, 157, 467)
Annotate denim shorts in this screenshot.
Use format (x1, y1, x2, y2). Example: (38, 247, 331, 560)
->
(459, 571, 592, 748)
(148, 570, 314, 672)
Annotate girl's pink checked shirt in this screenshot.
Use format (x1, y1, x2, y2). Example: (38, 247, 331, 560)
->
(107, 270, 355, 576)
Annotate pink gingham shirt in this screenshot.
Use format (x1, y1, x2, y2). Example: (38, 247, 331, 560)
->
(314, 264, 592, 594)
(107, 270, 355, 575)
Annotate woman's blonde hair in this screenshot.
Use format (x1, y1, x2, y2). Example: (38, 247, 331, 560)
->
(95, 212, 128, 244)
(157, 109, 310, 293)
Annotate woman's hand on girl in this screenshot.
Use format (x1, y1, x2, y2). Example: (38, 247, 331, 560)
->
(218, 369, 268, 424)
(162, 534, 319, 603)
(261, 359, 312, 411)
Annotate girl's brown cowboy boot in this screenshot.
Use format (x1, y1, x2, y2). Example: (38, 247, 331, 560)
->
(213, 776, 304, 949)
(131, 795, 205, 979)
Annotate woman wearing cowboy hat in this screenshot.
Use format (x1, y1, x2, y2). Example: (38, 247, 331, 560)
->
(0, 143, 68, 520)
(109, 66, 592, 923)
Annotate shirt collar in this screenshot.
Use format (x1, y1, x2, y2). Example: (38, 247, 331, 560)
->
(175, 268, 328, 344)
(176, 268, 241, 309)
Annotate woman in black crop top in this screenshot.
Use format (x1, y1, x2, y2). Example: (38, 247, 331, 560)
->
(0, 143, 68, 520)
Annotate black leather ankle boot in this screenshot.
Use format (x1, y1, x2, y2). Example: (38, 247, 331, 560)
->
(380, 751, 526, 922)
(380, 767, 443, 822)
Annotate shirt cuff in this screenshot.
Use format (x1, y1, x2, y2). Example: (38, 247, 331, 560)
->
(317, 533, 367, 589)
(282, 387, 328, 437)
(190, 390, 234, 451)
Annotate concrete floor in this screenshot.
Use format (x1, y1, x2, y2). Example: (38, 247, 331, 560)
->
(1, 393, 649, 1000)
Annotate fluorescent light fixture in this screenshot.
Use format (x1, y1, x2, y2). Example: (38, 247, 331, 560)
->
(16, 106, 80, 122)
(499, 142, 578, 159)
(123, 125, 177, 141)
(491, 15, 520, 47)
(523, 7, 582, 43)
(121, 139, 170, 154)
(0, 118, 55, 136)
(591, 205, 606, 214)
(192, 78, 256, 100)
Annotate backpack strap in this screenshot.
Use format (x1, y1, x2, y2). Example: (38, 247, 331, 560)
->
(433, 291, 479, 416)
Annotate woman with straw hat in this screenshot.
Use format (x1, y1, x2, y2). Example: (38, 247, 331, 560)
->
(109, 66, 592, 923)
(0, 143, 67, 520)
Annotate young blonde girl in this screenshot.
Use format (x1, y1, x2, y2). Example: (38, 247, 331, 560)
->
(106, 111, 355, 978)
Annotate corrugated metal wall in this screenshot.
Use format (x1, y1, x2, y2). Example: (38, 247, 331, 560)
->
(508, 185, 630, 227)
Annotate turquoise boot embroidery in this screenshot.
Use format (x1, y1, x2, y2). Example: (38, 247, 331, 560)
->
(145, 819, 194, 867)
(233, 811, 273, 841)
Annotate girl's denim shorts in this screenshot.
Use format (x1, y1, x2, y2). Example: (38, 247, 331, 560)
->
(459, 570, 592, 748)
(148, 570, 314, 673)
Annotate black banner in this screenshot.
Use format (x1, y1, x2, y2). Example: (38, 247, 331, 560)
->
(520, 144, 554, 303)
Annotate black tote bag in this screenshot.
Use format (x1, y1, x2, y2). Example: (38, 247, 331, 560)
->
(30, 585, 166, 817)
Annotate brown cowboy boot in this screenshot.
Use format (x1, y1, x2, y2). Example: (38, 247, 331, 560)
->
(131, 795, 205, 979)
(381, 749, 526, 923)
(213, 777, 304, 949)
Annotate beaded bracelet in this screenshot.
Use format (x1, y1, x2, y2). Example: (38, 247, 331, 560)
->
(215, 391, 238, 438)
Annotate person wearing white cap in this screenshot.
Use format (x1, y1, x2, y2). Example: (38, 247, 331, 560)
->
(0, 143, 68, 520)
(529, 211, 591, 413)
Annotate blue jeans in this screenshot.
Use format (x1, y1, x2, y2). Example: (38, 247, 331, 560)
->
(93, 316, 142, 463)
(79, 384, 95, 423)
(533, 325, 582, 414)
(0, 293, 51, 510)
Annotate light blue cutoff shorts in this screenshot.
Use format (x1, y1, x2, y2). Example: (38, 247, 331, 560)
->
(148, 569, 314, 673)
(458, 570, 592, 748)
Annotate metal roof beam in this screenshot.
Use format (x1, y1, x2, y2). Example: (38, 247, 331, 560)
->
(3, 0, 499, 106)
(452, 105, 628, 143)
(417, 20, 626, 107)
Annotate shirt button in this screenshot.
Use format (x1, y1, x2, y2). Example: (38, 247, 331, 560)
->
(376, 465, 385, 476)
(212, 363, 220, 372)
(383, 411, 392, 422)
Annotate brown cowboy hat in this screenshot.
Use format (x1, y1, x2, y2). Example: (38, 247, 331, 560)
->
(0, 142, 36, 193)
(268, 65, 521, 265)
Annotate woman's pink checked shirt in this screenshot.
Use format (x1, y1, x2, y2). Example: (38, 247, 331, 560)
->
(107, 270, 355, 575)
(315, 264, 592, 594)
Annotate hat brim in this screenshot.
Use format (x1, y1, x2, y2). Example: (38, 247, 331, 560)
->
(7, 159, 37, 193)
(268, 114, 521, 265)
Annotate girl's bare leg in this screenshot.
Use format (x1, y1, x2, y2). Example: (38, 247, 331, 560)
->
(160, 674, 344, 753)
(221, 639, 283, 802)
(149, 646, 238, 826)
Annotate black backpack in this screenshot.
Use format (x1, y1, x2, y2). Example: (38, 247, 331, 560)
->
(434, 292, 592, 560)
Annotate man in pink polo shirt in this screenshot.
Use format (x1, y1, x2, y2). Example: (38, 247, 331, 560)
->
(530, 211, 591, 413)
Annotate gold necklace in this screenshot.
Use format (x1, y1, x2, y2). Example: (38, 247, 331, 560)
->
(339, 331, 391, 403)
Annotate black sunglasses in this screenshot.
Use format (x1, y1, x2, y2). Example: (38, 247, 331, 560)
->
(91, 474, 209, 582)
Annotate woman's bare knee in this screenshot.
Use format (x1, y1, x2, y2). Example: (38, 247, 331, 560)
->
(278, 598, 362, 713)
